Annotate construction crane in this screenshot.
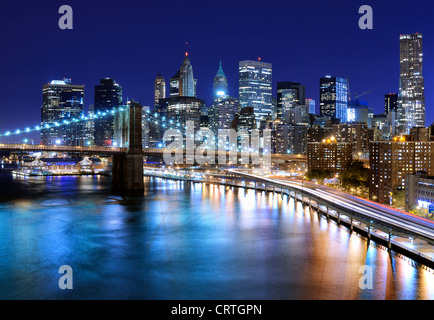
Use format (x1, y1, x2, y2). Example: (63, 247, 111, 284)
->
(347, 80, 371, 100)
(354, 90, 371, 99)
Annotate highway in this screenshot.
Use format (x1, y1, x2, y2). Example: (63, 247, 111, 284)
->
(228, 170, 434, 244)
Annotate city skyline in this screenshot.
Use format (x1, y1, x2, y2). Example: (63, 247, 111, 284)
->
(0, 0, 433, 132)
(0, 1, 433, 301)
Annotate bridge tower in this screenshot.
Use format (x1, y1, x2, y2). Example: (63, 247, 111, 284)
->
(111, 101, 144, 192)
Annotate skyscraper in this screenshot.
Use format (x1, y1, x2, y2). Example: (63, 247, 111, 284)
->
(142, 106, 151, 148)
(154, 74, 166, 107)
(169, 53, 197, 98)
(179, 53, 196, 97)
(213, 61, 228, 101)
(166, 96, 201, 133)
(290, 105, 310, 125)
(385, 93, 398, 115)
(41, 78, 84, 146)
(320, 76, 349, 123)
(234, 107, 256, 136)
(94, 78, 123, 146)
(276, 82, 305, 120)
(169, 71, 180, 97)
(210, 61, 236, 134)
(153, 74, 166, 146)
(398, 33, 425, 134)
(209, 97, 238, 134)
(239, 60, 272, 126)
(276, 124, 309, 155)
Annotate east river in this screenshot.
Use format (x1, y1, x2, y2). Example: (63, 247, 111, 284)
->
(0, 172, 432, 299)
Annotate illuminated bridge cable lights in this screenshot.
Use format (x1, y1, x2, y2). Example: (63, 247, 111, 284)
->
(0, 106, 187, 140)
(0, 107, 126, 138)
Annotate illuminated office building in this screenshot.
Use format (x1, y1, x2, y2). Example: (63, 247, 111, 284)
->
(233, 107, 256, 136)
(154, 74, 166, 107)
(209, 97, 238, 134)
(169, 71, 180, 97)
(94, 78, 123, 146)
(41, 78, 84, 146)
(166, 96, 201, 133)
(239, 60, 272, 125)
(320, 76, 349, 123)
(276, 82, 305, 121)
(398, 33, 425, 134)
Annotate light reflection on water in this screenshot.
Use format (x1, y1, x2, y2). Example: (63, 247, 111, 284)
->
(0, 173, 432, 300)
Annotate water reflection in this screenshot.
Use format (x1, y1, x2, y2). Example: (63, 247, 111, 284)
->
(0, 173, 432, 299)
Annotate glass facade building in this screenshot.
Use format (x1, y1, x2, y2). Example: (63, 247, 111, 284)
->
(179, 53, 197, 98)
(166, 96, 201, 134)
(209, 97, 238, 134)
(398, 33, 425, 134)
(320, 76, 349, 123)
(276, 82, 305, 121)
(239, 60, 272, 126)
(41, 78, 84, 146)
(235, 107, 256, 137)
(94, 78, 123, 146)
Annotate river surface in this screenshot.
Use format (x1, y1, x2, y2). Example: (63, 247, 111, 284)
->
(0, 172, 432, 300)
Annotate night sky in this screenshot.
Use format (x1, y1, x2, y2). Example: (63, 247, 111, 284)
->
(0, 0, 433, 133)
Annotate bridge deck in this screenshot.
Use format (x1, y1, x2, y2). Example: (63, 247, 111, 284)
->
(0, 144, 308, 161)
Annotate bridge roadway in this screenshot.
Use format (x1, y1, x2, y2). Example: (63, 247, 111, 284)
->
(226, 170, 434, 246)
(0, 144, 172, 155)
(0, 143, 127, 154)
(0, 144, 310, 162)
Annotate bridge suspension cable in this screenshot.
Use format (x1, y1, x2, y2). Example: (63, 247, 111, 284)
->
(0, 106, 189, 141)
